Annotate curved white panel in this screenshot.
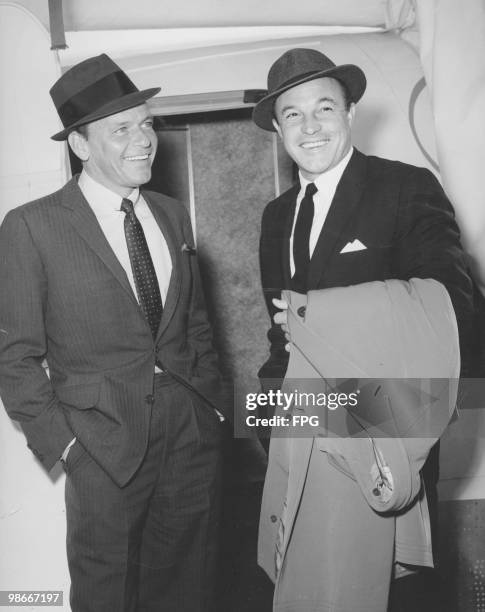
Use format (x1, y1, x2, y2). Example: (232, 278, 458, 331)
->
(118, 32, 436, 171)
(50, 0, 388, 30)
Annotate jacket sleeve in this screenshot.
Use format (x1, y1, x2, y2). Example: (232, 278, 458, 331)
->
(258, 203, 289, 387)
(394, 167, 474, 374)
(0, 209, 74, 470)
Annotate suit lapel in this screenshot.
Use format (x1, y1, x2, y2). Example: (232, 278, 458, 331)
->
(281, 184, 300, 287)
(308, 149, 368, 288)
(61, 178, 138, 305)
(143, 191, 182, 341)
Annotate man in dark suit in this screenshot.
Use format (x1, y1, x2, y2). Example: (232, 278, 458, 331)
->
(252, 48, 474, 610)
(0, 54, 223, 612)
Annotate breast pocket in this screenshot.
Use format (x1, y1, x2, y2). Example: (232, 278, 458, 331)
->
(331, 247, 391, 284)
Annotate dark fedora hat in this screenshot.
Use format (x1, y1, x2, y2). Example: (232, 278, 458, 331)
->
(50, 54, 160, 141)
(252, 48, 366, 131)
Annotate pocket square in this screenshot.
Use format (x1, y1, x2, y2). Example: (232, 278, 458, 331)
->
(340, 239, 367, 254)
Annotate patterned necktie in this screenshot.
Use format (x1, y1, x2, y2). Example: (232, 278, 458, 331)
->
(292, 182, 317, 292)
(120, 198, 163, 338)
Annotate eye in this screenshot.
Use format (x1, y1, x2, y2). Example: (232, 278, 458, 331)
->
(143, 119, 154, 129)
(283, 110, 301, 122)
(318, 104, 335, 114)
(114, 126, 128, 135)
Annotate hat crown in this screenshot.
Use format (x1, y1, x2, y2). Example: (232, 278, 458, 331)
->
(50, 54, 137, 108)
(252, 47, 366, 131)
(49, 53, 160, 140)
(268, 48, 337, 93)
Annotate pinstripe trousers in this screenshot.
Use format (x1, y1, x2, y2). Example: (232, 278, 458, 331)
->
(64, 373, 223, 612)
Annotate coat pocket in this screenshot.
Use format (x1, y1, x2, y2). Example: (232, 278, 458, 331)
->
(56, 380, 101, 410)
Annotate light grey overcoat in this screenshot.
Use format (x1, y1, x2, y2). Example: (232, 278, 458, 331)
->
(259, 279, 460, 611)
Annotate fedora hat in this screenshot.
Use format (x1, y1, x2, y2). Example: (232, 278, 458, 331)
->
(252, 48, 366, 131)
(50, 54, 160, 141)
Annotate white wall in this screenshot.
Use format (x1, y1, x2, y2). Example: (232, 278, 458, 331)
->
(0, 4, 71, 609)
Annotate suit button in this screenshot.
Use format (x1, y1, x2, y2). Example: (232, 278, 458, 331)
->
(31, 448, 43, 460)
(297, 306, 306, 318)
(145, 394, 155, 405)
(270, 514, 278, 523)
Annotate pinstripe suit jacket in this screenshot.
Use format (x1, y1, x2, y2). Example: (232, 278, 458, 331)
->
(0, 177, 221, 486)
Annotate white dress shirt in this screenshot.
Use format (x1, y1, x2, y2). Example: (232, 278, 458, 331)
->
(78, 170, 172, 304)
(290, 147, 353, 277)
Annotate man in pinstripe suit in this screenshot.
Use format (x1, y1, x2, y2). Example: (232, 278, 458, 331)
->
(0, 54, 224, 612)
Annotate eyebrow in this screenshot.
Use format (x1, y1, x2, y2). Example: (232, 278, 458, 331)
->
(110, 115, 154, 128)
(278, 96, 338, 115)
(318, 96, 338, 105)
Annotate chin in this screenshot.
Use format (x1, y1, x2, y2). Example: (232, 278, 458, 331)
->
(130, 172, 151, 186)
(296, 156, 331, 176)
(301, 165, 330, 178)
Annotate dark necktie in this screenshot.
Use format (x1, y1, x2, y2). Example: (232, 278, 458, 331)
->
(292, 182, 317, 292)
(120, 198, 163, 338)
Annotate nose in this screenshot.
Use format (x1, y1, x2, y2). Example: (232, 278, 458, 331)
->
(301, 113, 321, 135)
(133, 126, 152, 148)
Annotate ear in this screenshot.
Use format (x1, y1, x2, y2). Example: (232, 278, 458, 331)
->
(67, 130, 90, 162)
(347, 103, 356, 126)
(272, 117, 283, 138)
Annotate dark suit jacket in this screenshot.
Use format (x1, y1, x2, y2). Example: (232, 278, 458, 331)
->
(259, 148, 474, 383)
(0, 177, 221, 486)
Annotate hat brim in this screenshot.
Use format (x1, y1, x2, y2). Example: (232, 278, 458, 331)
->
(51, 87, 161, 141)
(252, 65, 366, 131)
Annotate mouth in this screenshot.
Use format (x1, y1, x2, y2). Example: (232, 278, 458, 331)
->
(124, 154, 151, 161)
(300, 139, 330, 150)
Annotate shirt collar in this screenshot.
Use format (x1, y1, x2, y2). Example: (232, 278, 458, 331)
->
(78, 169, 140, 216)
(298, 146, 354, 196)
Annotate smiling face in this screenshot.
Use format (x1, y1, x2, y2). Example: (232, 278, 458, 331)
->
(69, 103, 157, 197)
(273, 77, 355, 181)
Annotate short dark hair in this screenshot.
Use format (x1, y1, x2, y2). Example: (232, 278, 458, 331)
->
(74, 124, 89, 138)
